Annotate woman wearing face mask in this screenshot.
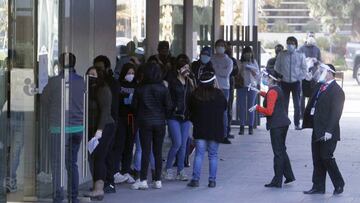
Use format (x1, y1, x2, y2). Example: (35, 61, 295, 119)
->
(191, 46, 215, 85)
(163, 54, 194, 181)
(112, 63, 138, 185)
(249, 69, 295, 188)
(236, 46, 260, 135)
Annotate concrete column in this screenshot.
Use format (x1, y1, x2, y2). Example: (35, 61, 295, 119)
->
(212, 0, 221, 44)
(183, 0, 193, 59)
(145, 0, 160, 59)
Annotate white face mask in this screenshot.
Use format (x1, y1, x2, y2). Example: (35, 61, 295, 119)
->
(216, 47, 225, 54)
(307, 37, 316, 46)
(125, 74, 135, 82)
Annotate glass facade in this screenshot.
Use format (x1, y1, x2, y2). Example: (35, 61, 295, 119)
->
(160, 0, 184, 57)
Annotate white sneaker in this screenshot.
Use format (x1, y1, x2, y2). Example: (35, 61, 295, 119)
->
(163, 169, 175, 180)
(131, 180, 148, 190)
(124, 173, 136, 184)
(176, 170, 189, 181)
(153, 181, 162, 189)
(114, 172, 128, 184)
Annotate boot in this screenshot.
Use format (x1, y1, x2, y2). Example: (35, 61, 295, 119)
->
(238, 126, 244, 135)
(249, 126, 253, 135)
(84, 180, 104, 201)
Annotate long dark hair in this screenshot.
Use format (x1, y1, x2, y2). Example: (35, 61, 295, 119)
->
(240, 46, 255, 63)
(95, 66, 107, 87)
(119, 63, 137, 81)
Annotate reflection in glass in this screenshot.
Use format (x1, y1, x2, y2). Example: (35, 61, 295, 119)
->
(160, 0, 184, 56)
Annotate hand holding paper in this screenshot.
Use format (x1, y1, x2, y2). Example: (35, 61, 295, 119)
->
(87, 137, 99, 154)
(323, 132, 332, 141)
(248, 85, 260, 94)
(94, 130, 102, 140)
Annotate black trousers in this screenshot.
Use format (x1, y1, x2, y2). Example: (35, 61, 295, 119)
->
(113, 116, 136, 175)
(227, 87, 234, 136)
(92, 123, 115, 183)
(311, 138, 345, 190)
(139, 124, 165, 181)
(269, 126, 295, 185)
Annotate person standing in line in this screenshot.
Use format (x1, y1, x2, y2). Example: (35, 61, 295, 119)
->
(299, 32, 322, 119)
(163, 54, 194, 181)
(236, 46, 260, 135)
(131, 63, 173, 190)
(303, 64, 345, 195)
(249, 69, 295, 188)
(191, 46, 214, 85)
(42, 53, 84, 203)
(211, 39, 233, 144)
(84, 66, 116, 201)
(225, 42, 239, 138)
(114, 41, 143, 79)
(187, 71, 227, 188)
(266, 44, 284, 71)
(112, 63, 138, 185)
(274, 36, 307, 130)
(93, 55, 119, 193)
(147, 41, 176, 81)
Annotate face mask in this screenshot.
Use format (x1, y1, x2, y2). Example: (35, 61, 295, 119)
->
(317, 70, 328, 83)
(179, 65, 190, 77)
(200, 55, 211, 64)
(261, 77, 269, 86)
(216, 47, 225, 54)
(125, 74, 135, 82)
(244, 53, 252, 61)
(287, 44, 296, 53)
(307, 37, 316, 46)
(89, 76, 97, 86)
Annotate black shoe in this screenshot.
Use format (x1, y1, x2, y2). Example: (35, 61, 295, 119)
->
(333, 186, 344, 195)
(187, 180, 199, 187)
(284, 178, 295, 184)
(238, 126, 244, 135)
(303, 188, 325, 194)
(295, 125, 302, 130)
(228, 134, 235, 139)
(208, 181, 216, 188)
(264, 182, 281, 188)
(222, 138, 231, 144)
(103, 183, 116, 193)
(249, 127, 253, 135)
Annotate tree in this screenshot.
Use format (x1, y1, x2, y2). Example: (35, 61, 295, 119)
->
(306, 0, 360, 40)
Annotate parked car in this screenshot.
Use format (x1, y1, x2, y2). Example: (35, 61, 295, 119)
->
(345, 42, 360, 85)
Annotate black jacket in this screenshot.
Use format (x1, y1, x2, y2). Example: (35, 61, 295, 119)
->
(302, 81, 345, 142)
(191, 60, 214, 84)
(168, 77, 193, 121)
(189, 88, 227, 143)
(263, 86, 291, 130)
(229, 56, 239, 90)
(118, 80, 137, 117)
(132, 82, 173, 127)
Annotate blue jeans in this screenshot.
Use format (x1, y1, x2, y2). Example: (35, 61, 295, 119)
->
(166, 119, 191, 172)
(236, 88, 257, 126)
(52, 132, 82, 203)
(192, 139, 219, 181)
(280, 81, 301, 126)
(222, 89, 230, 137)
(8, 112, 24, 180)
(134, 131, 155, 171)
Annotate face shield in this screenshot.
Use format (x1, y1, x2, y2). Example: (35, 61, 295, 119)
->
(312, 63, 335, 83)
(261, 70, 278, 86)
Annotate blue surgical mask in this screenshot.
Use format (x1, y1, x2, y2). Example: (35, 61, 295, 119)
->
(200, 55, 211, 64)
(287, 44, 296, 53)
(216, 47, 225, 54)
(261, 77, 269, 86)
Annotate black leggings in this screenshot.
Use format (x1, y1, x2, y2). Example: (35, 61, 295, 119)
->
(113, 116, 136, 174)
(139, 124, 165, 181)
(92, 123, 115, 182)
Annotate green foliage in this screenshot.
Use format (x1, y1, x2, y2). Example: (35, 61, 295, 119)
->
(303, 20, 321, 33)
(316, 37, 330, 51)
(271, 20, 293, 33)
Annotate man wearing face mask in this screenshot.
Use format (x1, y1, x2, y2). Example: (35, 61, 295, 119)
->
(274, 36, 307, 130)
(299, 32, 322, 119)
(302, 64, 345, 195)
(191, 46, 215, 85)
(211, 39, 233, 144)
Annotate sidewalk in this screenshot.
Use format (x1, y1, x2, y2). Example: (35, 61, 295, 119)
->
(88, 71, 360, 203)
